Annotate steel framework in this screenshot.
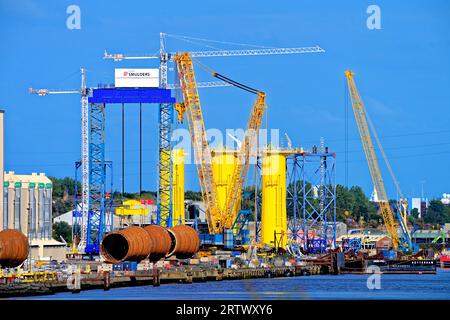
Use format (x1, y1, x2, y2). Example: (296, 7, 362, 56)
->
(286, 148, 337, 253)
(29, 68, 91, 253)
(87, 88, 175, 240)
(74, 159, 114, 254)
(157, 103, 173, 227)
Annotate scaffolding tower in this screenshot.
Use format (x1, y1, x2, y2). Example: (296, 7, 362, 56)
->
(286, 146, 337, 254)
(74, 159, 114, 254)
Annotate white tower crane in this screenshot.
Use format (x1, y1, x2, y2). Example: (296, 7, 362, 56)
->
(104, 33, 325, 89)
(29, 67, 90, 253)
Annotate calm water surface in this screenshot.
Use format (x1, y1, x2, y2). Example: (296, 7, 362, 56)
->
(15, 268, 450, 300)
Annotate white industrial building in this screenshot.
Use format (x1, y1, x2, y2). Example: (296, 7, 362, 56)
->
(0, 110, 66, 262)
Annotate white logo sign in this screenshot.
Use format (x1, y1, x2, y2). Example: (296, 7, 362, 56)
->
(115, 68, 159, 88)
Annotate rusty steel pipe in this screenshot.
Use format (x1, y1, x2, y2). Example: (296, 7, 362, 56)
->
(167, 225, 200, 259)
(100, 226, 153, 263)
(0, 229, 29, 268)
(143, 225, 172, 262)
(101, 225, 200, 263)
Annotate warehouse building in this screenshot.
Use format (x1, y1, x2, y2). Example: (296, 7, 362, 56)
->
(2, 171, 53, 238)
(1, 171, 67, 261)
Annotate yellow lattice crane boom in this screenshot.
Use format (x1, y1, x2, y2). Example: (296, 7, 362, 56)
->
(212, 74, 266, 229)
(345, 70, 400, 249)
(174, 53, 222, 233)
(174, 52, 266, 234)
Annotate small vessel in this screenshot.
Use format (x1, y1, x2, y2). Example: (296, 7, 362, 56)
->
(439, 250, 450, 269)
(367, 259, 436, 274)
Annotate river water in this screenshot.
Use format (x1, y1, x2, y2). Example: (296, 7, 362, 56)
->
(17, 268, 450, 300)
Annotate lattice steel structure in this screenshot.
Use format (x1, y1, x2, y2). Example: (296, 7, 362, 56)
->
(86, 88, 175, 249)
(286, 148, 337, 253)
(157, 103, 173, 227)
(74, 159, 114, 254)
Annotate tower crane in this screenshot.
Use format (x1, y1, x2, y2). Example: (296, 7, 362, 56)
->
(104, 32, 325, 232)
(29, 68, 91, 254)
(345, 70, 415, 252)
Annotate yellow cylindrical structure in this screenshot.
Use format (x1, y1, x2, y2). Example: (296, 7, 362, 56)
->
(172, 149, 185, 226)
(212, 149, 241, 220)
(261, 153, 287, 250)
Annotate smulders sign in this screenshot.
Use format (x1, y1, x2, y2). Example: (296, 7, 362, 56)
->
(114, 68, 159, 87)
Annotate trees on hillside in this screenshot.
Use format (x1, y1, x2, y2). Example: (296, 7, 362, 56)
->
(424, 200, 450, 225)
(52, 221, 72, 245)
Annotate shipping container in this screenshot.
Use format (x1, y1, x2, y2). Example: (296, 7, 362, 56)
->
(113, 264, 123, 271)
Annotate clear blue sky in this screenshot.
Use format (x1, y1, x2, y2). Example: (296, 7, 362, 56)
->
(0, 0, 449, 200)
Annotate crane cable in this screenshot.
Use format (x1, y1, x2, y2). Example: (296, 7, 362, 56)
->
(192, 57, 263, 95)
(165, 33, 274, 49)
(362, 103, 405, 200)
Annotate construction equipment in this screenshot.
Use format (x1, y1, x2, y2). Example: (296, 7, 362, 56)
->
(104, 33, 325, 232)
(29, 68, 92, 254)
(345, 70, 416, 252)
(432, 229, 447, 245)
(173, 52, 266, 234)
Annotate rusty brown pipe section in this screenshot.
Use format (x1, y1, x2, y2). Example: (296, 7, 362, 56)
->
(143, 225, 172, 262)
(167, 225, 200, 259)
(0, 229, 29, 268)
(100, 226, 153, 264)
(101, 225, 200, 264)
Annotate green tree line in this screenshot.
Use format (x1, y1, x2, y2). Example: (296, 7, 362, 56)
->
(49, 176, 450, 229)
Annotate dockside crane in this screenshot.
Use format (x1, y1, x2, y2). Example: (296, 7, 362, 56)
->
(174, 52, 266, 233)
(29, 68, 92, 254)
(104, 33, 325, 232)
(345, 70, 415, 252)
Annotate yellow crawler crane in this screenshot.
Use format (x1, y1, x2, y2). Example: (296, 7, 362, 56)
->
(345, 70, 402, 249)
(174, 52, 266, 234)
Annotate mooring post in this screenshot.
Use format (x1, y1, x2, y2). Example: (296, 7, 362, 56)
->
(152, 266, 160, 287)
(103, 271, 111, 291)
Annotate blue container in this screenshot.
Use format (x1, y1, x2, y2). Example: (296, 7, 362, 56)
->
(224, 230, 234, 249)
(113, 264, 123, 271)
(382, 249, 398, 260)
(121, 261, 137, 271)
(200, 233, 224, 245)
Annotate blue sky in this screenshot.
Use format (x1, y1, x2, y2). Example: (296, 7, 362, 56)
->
(0, 0, 449, 200)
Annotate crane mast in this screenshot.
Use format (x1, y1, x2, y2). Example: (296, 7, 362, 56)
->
(345, 70, 400, 249)
(174, 53, 267, 234)
(174, 53, 222, 233)
(78, 68, 90, 251)
(211, 73, 266, 229)
(29, 68, 90, 253)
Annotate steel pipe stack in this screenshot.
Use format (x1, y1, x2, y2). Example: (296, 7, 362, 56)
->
(100, 225, 200, 264)
(0, 229, 29, 268)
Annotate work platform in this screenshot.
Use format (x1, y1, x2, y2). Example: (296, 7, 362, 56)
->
(88, 87, 175, 104)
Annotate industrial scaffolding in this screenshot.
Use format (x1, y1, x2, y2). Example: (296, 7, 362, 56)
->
(74, 159, 114, 254)
(74, 88, 176, 255)
(286, 147, 337, 254)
